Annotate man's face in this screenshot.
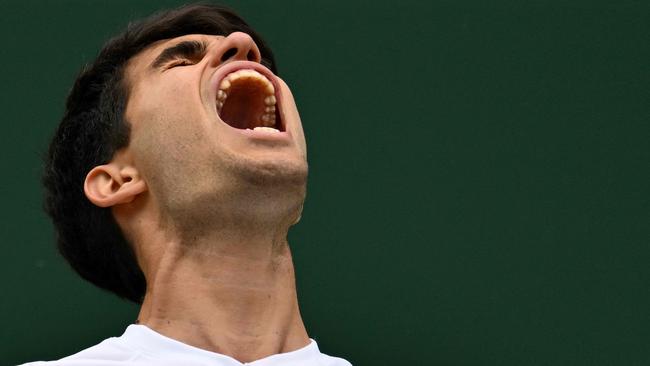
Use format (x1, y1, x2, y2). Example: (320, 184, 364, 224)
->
(123, 32, 308, 219)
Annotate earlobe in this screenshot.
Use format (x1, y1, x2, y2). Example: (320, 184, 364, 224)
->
(84, 164, 147, 208)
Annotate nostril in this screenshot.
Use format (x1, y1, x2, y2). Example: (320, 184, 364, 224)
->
(221, 48, 238, 62)
(246, 50, 256, 61)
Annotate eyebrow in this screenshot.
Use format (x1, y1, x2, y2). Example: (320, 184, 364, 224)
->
(150, 40, 209, 69)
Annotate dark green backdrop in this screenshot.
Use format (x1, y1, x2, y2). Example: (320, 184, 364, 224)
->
(1, 1, 648, 365)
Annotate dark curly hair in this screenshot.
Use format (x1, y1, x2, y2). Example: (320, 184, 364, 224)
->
(42, 3, 277, 304)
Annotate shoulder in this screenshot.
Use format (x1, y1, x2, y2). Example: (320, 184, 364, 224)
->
(316, 351, 353, 366)
(16, 336, 138, 366)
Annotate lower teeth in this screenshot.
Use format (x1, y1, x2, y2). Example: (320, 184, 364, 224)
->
(251, 126, 280, 133)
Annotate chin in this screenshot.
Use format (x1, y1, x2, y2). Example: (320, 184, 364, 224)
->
(236, 156, 308, 188)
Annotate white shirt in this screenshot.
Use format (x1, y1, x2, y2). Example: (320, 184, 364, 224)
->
(20, 325, 352, 366)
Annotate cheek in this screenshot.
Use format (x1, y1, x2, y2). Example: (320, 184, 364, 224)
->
(128, 77, 208, 153)
(131, 121, 215, 211)
(130, 80, 192, 126)
(126, 82, 213, 197)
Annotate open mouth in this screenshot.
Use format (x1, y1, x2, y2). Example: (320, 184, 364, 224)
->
(216, 69, 284, 133)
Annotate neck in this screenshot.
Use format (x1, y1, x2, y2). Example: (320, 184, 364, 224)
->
(135, 220, 309, 363)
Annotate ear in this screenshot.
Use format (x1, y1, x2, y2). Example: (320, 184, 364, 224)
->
(84, 164, 147, 208)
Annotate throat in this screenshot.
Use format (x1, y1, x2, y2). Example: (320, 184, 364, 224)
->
(136, 236, 309, 362)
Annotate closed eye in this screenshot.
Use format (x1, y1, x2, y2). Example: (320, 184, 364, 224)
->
(168, 59, 196, 68)
(151, 40, 208, 70)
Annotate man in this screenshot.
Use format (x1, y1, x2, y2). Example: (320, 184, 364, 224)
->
(22, 3, 351, 366)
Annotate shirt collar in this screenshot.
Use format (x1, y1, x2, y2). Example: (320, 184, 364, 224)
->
(119, 324, 321, 366)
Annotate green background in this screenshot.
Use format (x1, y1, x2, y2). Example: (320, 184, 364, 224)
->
(1, 0, 648, 364)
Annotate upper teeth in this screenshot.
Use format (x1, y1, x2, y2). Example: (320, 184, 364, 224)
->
(216, 69, 277, 127)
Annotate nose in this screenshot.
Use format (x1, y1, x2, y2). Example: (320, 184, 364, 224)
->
(215, 32, 261, 64)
